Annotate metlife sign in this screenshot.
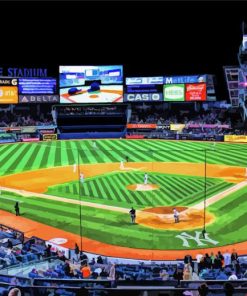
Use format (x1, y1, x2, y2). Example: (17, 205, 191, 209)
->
(163, 84, 185, 101)
(124, 93, 163, 102)
(164, 75, 207, 85)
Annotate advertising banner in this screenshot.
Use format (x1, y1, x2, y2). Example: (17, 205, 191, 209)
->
(156, 124, 170, 130)
(187, 124, 230, 128)
(124, 93, 162, 102)
(126, 134, 145, 139)
(164, 75, 207, 85)
(185, 83, 207, 101)
(21, 126, 37, 133)
(43, 134, 57, 141)
(127, 124, 157, 129)
(0, 78, 18, 86)
(19, 95, 59, 103)
(22, 138, 40, 142)
(0, 86, 18, 104)
(126, 77, 163, 85)
(170, 124, 185, 131)
(163, 84, 185, 101)
(224, 135, 247, 143)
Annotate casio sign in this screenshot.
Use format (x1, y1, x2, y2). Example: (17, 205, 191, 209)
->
(126, 93, 161, 101)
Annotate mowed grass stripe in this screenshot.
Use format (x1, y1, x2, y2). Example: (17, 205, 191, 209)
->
(104, 140, 142, 162)
(60, 141, 69, 166)
(73, 141, 90, 164)
(172, 177, 202, 193)
(0, 144, 25, 174)
(99, 178, 114, 201)
(64, 141, 76, 165)
(91, 179, 107, 200)
(208, 150, 247, 166)
(11, 144, 38, 172)
(94, 141, 120, 162)
(102, 176, 123, 203)
(153, 175, 186, 200)
(105, 175, 131, 203)
(84, 142, 105, 163)
(54, 141, 62, 166)
(39, 144, 52, 169)
(4, 144, 31, 173)
(23, 144, 42, 170)
(111, 175, 133, 204)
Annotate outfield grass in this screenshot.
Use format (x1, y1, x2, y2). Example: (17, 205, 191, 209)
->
(0, 140, 246, 176)
(46, 172, 234, 209)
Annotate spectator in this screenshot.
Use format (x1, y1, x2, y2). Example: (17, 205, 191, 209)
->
(224, 282, 235, 296)
(198, 283, 209, 296)
(81, 262, 91, 278)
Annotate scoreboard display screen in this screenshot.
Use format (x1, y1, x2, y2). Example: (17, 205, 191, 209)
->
(59, 65, 123, 103)
(19, 78, 57, 94)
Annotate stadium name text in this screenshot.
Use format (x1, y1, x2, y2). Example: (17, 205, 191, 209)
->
(0, 68, 48, 77)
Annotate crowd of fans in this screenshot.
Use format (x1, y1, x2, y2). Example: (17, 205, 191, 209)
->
(0, 111, 54, 127)
(129, 109, 232, 126)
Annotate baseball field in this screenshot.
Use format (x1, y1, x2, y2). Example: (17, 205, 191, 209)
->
(0, 139, 246, 260)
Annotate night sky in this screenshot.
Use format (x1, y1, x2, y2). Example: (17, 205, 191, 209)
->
(1, 1, 247, 99)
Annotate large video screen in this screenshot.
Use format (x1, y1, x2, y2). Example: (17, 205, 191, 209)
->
(125, 77, 163, 102)
(59, 65, 123, 103)
(18, 78, 57, 94)
(163, 84, 185, 101)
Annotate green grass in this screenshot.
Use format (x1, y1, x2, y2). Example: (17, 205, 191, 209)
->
(0, 184, 247, 250)
(0, 139, 247, 251)
(0, 140, 246, 176)
(46, 171, 234, 209)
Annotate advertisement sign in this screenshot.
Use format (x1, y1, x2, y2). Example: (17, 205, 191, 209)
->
(156, 124, 170, 130)
(18, 78, 57, 95)
(187, 124, 230, 128)
(21, 126, 37, 133)
(126, 77, 163, 85)
(224, 135, 247, 143)
(124, 93, 162, 102)
(127, 124, 157, 129)
(0, 86, 18, 104)
(163, 84, 185, 101)
(43, 134, 57, 141)
(164, 75, 207, 85)
(126, 134, 145, 139)
(170, 124, 185, 131)
(22, 138, 40, 142)
(0, 78, 18, 86)
(19, 95, 59, 103)
(185, 83, 207, 101)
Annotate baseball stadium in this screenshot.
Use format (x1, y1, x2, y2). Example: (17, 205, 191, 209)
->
(1, 3, 247, 295)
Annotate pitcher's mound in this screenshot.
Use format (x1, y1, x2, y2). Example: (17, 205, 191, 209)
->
(137, 206, 215, 230)
(127, 184, 160, 191)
